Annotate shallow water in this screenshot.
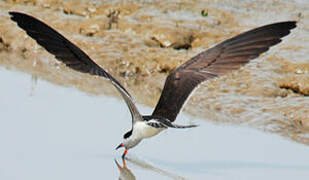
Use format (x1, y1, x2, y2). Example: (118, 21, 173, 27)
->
(1, 67, 309, 179)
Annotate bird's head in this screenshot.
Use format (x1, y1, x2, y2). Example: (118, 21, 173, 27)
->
(116, 138, 142, 151)
(116, 140, 131, 150)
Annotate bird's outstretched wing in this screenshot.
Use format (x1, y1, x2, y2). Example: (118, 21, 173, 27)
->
(152, 21, 297, 122)
(9, 11, 142, 122)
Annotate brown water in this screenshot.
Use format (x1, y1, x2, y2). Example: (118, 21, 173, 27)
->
(0, 0, 309, 146)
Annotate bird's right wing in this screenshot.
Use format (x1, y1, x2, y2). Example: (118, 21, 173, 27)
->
(152, 21, 297, 122)
(9, 11, 142, 122)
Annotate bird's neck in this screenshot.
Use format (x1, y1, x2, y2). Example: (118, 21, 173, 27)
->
(125, 136, 142, 149)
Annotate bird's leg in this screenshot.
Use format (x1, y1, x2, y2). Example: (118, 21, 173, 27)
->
(122, 149, 128, 160)
(122, 157, 127, 167)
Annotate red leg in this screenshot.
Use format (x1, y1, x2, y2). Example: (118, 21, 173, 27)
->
(122, 149, 128, 159)
(122, 157, 127, 167)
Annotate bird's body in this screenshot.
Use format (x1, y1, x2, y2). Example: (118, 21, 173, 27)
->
(133, 121, 164, 139)
(124, 121, 164, 149)
(9, 11, 297, 158)
(122, 115, 196, 150)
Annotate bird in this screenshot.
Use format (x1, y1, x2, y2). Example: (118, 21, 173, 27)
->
(9, 11, 296, 159)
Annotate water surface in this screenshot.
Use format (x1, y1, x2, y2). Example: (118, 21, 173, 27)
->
(0, 68, 308, 179)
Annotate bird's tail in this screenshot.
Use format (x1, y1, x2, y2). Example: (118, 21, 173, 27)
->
(169, 123, 198, 129)
(163, 118, 198, 129)
(146, 116, 198, 129)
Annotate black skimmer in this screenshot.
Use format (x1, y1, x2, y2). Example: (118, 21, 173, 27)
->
(9, 11, 296, 159)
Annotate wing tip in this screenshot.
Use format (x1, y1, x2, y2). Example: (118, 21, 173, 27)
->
(9, 11, 22, 19)
(286, 21, 297, 29)
(9, 11, 17, 21)
(266, 21, 297, 30)
(8, 11, 17, 16)
(9, 11, 30, 24)
(281, 21, 297, 33)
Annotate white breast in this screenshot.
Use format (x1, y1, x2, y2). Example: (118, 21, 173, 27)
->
(132, 121, 163, 139)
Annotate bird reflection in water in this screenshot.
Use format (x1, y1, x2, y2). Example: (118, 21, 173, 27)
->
(114, 159, 136, 180)
(114, 157, 187, 180)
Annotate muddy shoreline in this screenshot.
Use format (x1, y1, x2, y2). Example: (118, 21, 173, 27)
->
(0, 0, 309, 145)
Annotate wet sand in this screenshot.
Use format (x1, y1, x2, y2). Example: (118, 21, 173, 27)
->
(1, 68, 309, 180)
(0, 0, 309, 145)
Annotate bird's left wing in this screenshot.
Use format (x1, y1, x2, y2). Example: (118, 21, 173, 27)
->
(9, 11, 142, 122)
(152, 21, 297, 122)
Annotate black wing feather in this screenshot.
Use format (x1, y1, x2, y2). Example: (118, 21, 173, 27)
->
(9, 11, 130, 96)
(152, 21, 297, 122)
